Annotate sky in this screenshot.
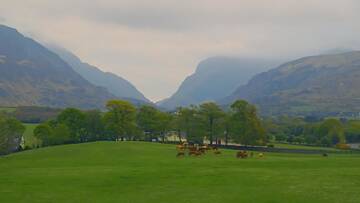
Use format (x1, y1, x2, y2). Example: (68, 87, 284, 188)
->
(0, 0, 360, 102)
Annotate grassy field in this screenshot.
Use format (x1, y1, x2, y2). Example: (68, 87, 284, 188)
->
(272, 143, 342, 151)
(1, 142, 360, 203)
(22, 123, 40, 148)
(0, 107, 16, 113)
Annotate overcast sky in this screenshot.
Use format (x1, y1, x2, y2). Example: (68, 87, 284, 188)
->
(1, 0, 359, 101)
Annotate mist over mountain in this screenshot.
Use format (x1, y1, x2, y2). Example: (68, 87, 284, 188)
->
(0, 24, 115, 109)
(223, 51, 360, 116)
(157, 57, 280, 110)
(48, 45, 150, 104)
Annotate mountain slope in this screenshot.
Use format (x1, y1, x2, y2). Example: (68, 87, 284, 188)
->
(0, 25, 115, 109)
(223, 51, 360, 115)
(157, 57, 278, 110)
(49, 45, 150, 103)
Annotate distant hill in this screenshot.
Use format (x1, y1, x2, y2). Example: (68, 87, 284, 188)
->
(157, 57, 279, 110)
(49, 45, 150, 103)
(223, 51, 360, 116)
(0, 24, 115, 109)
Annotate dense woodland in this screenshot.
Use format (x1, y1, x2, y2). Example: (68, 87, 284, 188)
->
(1, 99, 360, 155)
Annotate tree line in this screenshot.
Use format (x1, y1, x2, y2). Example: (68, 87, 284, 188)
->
(2, 99, 359, 155)
(263, 116, 359, 147)
(32, 100, 266, 147)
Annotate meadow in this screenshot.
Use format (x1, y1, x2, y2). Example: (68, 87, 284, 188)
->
(22, 123, 40, 148)
(0, 107, 16, 113)
(1, 142, 360, 203)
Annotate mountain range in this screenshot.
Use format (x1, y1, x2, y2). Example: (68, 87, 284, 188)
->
(157, 57, 279, 110)
(0, 25, 148, 109)
(2, 24, 360, 116)
(222, 51, 360, 116)
(48, 45, 150, 104)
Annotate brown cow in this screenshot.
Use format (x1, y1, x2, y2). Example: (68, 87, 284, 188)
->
(176, 151, 185, 158)
(236, 150, 248, 159)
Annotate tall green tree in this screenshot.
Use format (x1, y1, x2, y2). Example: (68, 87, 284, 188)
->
(156, 111, 173, 142)
(136, 105, 159, 140)
(317, 119, 345, 146)
(176, 106, 204, 144)
(33, 123, 53, 147)
(104, 100, 137, 141)
(57, 108, 86, 143)
(199, 102, 225, 145)
(0, 115, 25, 155)
(230, 100, 266, 146)
(83, 110, 105, 141)
(345, 120, 360, 143)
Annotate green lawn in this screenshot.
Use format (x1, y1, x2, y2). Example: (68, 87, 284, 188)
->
(272, 142, 342, 151)
(22, 123, 40, 148)
(1, 142, 360, 203)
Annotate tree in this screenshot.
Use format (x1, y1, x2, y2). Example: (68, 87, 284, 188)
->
(0, 115, 25, 155)
(222, 113, 233, 145)
(83, 110, 105, 141)
(345, 120, 360, 143)
(317, 119, 345, 146)
(156, 111, 173, 143)
(104, 100, 137, 141)
(57, 108, 86, 143)
(52, 124, 71, 145)
(34, 122, 71, 146)
(34, 123, 53, 147)
(198, 102, 225, 145)
(136, 105, 160, 141)
(229, 100, 266, 146)
(176, 106, 204, 144)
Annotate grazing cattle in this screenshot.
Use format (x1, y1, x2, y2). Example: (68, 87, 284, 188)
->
(176, 144, 186, 151)
(189, 150, 202, 156)
(176, 151, 185, 158)
(188, 145, 202, 156)
(236, 151, 248, 159)
(199, 147, 206, 154)
(322, 153, 328, 157)
(214, 150, 221, 155)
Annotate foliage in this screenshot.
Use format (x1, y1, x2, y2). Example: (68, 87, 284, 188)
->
(0, 115, 25, 154)
(136, 105, 160, 140)
(230, 100, 266, 145)
(104, 100, 137, 140)
(198, 102, 225, 144)
(28, 99, 275, 149)
(57, 108, 86, 142)
(317, 119, 345, 146)
(175, 106, 204, 144)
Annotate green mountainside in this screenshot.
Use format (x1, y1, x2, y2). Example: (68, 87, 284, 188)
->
(0, 25, 115, 109)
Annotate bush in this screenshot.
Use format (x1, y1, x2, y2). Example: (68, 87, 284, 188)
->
(267, 144, 275, 148)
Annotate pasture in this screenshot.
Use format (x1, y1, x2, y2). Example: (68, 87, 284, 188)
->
(0, 142, 360, 203)
(22, 123, 40, 148)
(0, 107, 16, 113)
(271, 143, 342, 151)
